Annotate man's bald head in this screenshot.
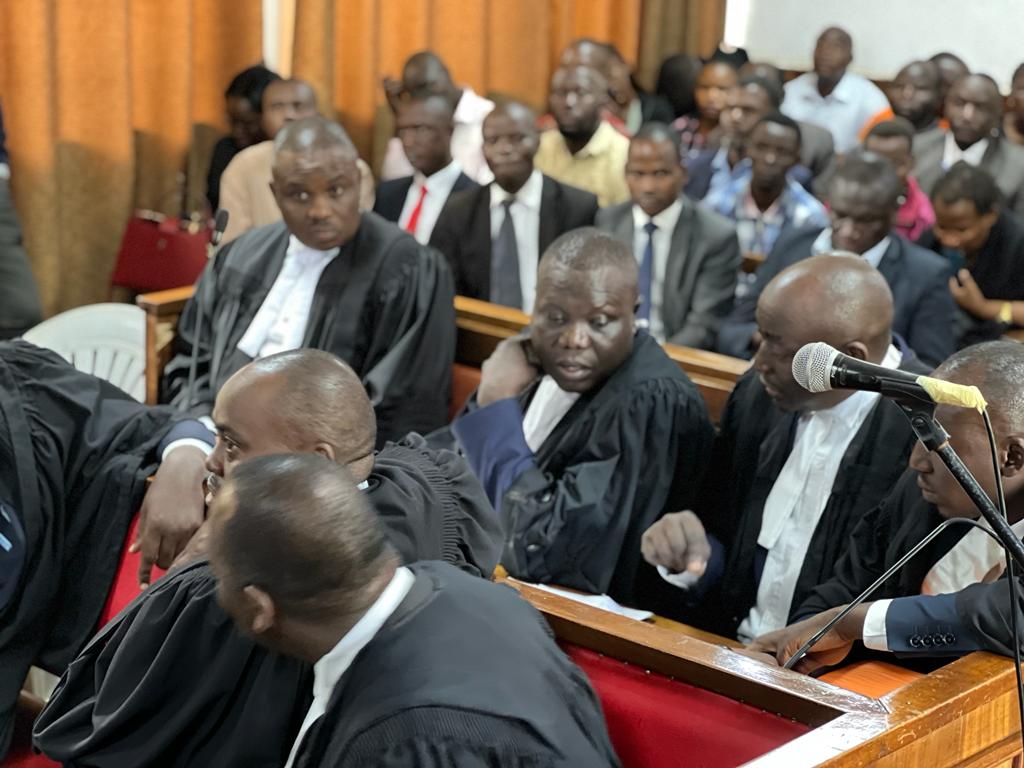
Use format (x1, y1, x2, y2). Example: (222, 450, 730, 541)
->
(753, 254, 894, 412)
(402, 51, 458, 101)
(935, 342, 1024, 434)
(261, 78, 318, 138)
(243, 350, 376, 456)
(206, 350, 377, 498)
(537, 227, 637, 291)
(273, 116, 357, 164)
(482, 101, 540, 192)
(814, 26, 853, 86)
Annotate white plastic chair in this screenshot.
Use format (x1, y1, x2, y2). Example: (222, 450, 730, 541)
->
(22, 303, 147, 401)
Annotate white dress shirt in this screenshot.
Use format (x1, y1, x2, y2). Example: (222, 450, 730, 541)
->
(398, 160, 465, 245)
(381, 87, 494, 184)
(863, 516, 1024, 651)
(521, 375, 581, 453)
(490, 170, 544, 313)
(284, 566, 416, 768)
(812, 228, 891, 269)
(736, 344, 901, 643)
(237, 236, 339, 359)
(782, 72, 889, 153)
(942, 132, 990, 170)
(631, 198, 684, 342)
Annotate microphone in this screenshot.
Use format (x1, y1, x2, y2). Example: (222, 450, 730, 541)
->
(792, 342, 987, 412)
(209, 209, 230, 251)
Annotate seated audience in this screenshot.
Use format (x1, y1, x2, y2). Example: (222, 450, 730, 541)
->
(162, 117, 455, 445)
(218, 78, 375, 243)
(560, 39, 673, 134)
(738, 62, 837, 183)
(1005, 64, 1024, 147)
(929, 51, 970, 113)
(750, 342, 1024, 669)
(913, 73, 1024, 217)
(673, 60, 738, 157)
(918, 162, 1024, 346)
(655, 53, 703, 120)
(642, 255, 922, 640)
(860, 60, 944, 139)
(206, 65, 279, 211)
(863, 118, 936, 241)
(598, 123, 740, 348)
(0, 340, 209, 760)
(431, 101, 598, 311)
(782, 27, 889, 153)
(446, 228, 714, 607)
(380, 51, 494, 184)
(703, 113, 829, 257)
(0, 104, 42, 339)
(718, 151, 955, 367)
(373, 93, 478, 244)
(534, 65, 631, 206)
(35, 350, 504, 766)
(205, 454, 619, 767)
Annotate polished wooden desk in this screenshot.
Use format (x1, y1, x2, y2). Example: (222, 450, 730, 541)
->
(508, 579, 1023, 768)
(136, 290, 750, 421)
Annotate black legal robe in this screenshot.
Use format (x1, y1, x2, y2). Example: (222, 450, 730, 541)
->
(792, 470, 971, 620)
(662, 364, 923, 637)
(293, 562, 620, 768)
(450, 332, 714, 609)
(161, 214, 456, 445)
(0, 341, 178, 759)
(34, 436, 504, 768)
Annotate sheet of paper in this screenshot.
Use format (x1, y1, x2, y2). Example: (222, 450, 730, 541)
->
(520, 581, 654, 621)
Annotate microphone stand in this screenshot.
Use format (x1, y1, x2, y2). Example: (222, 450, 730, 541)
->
(897, 399, 1024, 572)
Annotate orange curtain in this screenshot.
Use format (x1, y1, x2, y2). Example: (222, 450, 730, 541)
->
(636, 0, 727, 90)
(0, 0, 262, 315)
(291, 0, 641, 173)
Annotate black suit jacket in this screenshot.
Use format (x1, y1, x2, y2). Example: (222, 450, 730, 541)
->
(716, 225, 956, 367)
(430, 175, 598, 301)
(372, 171, 478, 225)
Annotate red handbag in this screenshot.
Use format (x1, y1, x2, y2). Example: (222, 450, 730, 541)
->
(110, 211, 211, 293)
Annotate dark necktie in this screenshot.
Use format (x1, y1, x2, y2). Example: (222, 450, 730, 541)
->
(638, 220, 657, 321)
(490, 198, 523, 309)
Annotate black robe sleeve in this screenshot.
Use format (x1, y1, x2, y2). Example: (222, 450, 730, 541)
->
(359, 245, 456, 444)
(160, 244, 231, 411)
(33, 562, 311, 768)
(500, 378, 713, 599)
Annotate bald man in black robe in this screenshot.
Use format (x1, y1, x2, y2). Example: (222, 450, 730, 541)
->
(206, 454, 619, 767)
(641, 256, 925, 640)
(0, 341, 210, 761)
(163, 116, 455, 445)
(35, 350, 503, 767)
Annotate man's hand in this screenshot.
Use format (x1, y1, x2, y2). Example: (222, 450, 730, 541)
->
(130, 446, 207, 587)
(949, 269, 1000, 320)
(747, 604, 871, 674)
(169, 518, 213, 570)
(640, 510, 711, 578)
(476, 335, 539, 407)
(382, 76, 405, 114)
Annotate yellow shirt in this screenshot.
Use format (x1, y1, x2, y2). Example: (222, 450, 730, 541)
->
(534, 121, 630, 207)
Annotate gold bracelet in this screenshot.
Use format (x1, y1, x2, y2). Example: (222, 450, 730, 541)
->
(998, 302, 1014, 324)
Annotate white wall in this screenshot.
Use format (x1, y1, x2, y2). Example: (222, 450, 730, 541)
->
(724, 0, 1024, 91)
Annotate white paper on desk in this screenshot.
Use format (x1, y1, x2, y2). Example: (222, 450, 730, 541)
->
(523, 582, 654, 621)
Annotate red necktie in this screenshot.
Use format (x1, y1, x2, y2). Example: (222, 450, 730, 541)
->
(404, 185, 428, 235)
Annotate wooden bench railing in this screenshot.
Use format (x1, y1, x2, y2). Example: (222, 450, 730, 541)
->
(509, 579, 1023, 768)
(136, 289, 750, 421)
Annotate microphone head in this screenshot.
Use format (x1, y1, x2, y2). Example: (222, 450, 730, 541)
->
(211, 209, 230, 246)
(792, 342, 841, 393)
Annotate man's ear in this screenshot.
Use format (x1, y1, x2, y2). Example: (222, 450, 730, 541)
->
(1002, 436, 1024, 479)
(312, 442, 337, 462)
(242, 585, 277, 635)
(840, 341, 870, 362)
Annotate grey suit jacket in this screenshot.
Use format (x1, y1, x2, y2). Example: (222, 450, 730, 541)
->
(913, 128, 1024, 217)
(596, 198, 741, 350)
